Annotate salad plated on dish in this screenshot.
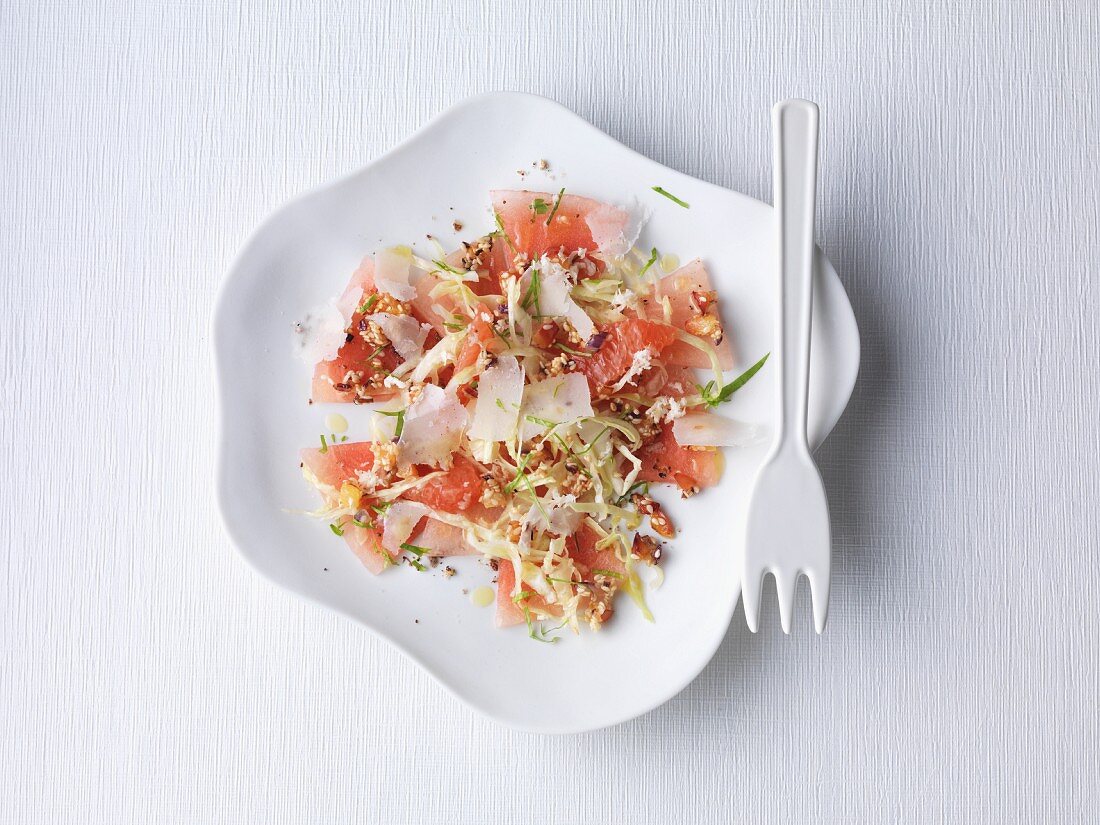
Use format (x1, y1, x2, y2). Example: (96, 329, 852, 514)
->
(294, 188, 767, 640)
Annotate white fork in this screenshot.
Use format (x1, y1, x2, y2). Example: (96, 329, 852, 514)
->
(741, 99, 831, 634)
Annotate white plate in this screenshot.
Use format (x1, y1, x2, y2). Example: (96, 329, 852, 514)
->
(215, 92, 859, 733)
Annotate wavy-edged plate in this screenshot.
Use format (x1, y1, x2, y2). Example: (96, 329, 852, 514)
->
(215, 92, 858, 733)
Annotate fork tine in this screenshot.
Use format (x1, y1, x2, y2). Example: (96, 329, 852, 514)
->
(741, 564, 765, 633)
(807, 568, 830, 634)
(773, 569, 798, 634)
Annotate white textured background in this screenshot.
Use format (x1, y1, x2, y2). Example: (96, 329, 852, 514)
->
(3, 0, 1099, 822)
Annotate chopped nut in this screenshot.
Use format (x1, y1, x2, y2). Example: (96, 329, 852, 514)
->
(632, 493, 675, 538)
(684, 292, 723, 344)
(685, 312, 723, 343)
(479, 476, 507, 508)
(691, 290, 717, 313)
(537, 159, 549, 170)
(452, 220, 463, 232)
(443, 566, 456, 578)
(371, 293, 409, 316)
(541, 352, 575, 378)
(560, 470, 592, 497)
(360, 320, 389, 348)
(355, 441, 397, 492)
(461, 236, 494, 270)
(506, 520, 522, 543)
(631, 533, 664, 564)
(557, 319, 584, 346)
(583, 577, 617, 629)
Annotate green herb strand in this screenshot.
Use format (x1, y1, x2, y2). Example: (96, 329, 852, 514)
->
(494, 210, 517, 252)
(377, 408, 407, 438)
(698, 352, 770, 406)
(545, 188, 566, 226)
(651, 186, 690, 208)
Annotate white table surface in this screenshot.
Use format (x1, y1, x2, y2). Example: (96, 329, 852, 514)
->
(3, 0, 1099, 822)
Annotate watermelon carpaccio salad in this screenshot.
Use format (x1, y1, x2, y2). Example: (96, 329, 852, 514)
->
(294, 188, 767, 640)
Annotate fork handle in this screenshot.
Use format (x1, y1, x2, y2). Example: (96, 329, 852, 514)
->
(771, 99, 819, 452)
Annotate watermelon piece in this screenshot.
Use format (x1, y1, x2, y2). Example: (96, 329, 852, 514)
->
(495, 559, 530, 628)
(637, 423, 722, 492)
(576, 318, 678, 394)
(567, 527, 626, 579)
(454, 315, 495, 374)
(300, 443, 393, 573)
(403, 454, 485, 514)
(312, 335, 402, 403)
(339, 519, 391, 575)
(301, 442, 376, 489)
(301, 442, 485, 571)
(652, 260, 735, 369)
(303, 442, 482, 516)
(639, 364, 697, 399)
(310, 257, 402, 403)
(491, 190, 630, 260)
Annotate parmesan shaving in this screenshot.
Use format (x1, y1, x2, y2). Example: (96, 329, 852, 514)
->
(469, 354, 524, 442)
(397, 384, 468, 470)
(672, 413, 766, 447)
(374, 247, 416, 301)
(367, 312, 430, 360)
(520, 373, 593, 441)
(381, 501, 429, 554)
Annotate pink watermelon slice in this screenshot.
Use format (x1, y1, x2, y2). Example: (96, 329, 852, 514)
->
(310, 258, 401, 404)
(491, 190, 629, 260)
(651, 260, 735, 369)
(636, 423, 722, 493)
(300, 442, 391, 573)
(408, 518, 477, 557)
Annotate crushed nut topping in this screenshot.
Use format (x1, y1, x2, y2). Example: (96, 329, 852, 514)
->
(360, 320, 389, 348)
(480, 476, 507, 508)
(506, 520, 523, 543)
(685, 290, 723, 344)
(540, 352, 576, 378)
(560, 470, 592, 497)
(460, 236, 494, 271)
(685, 312, 723, 343)
(370, 293, 409, 316)
(631, 532, 664, 564)
(632, 493, 675, 538)
(557, 319, 585, 346)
